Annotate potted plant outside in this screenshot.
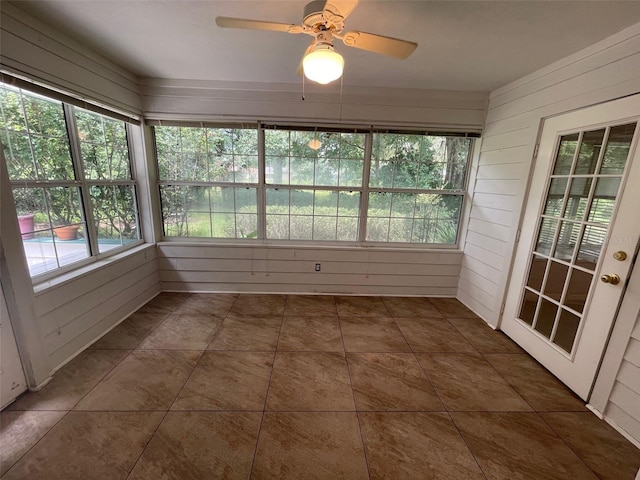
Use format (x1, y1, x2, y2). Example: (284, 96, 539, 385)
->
(48, 188, 83, 241)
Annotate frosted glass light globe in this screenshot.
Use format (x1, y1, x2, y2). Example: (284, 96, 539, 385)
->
(303, 47, 344, 84)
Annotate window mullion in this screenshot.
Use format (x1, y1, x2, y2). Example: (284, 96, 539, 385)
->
(358, 130, 373, 243)
(64, 104, 99, 256)
(257, 124, 266, 240)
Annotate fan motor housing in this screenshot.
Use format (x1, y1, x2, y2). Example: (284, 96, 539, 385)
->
(303, 0, 326, 27)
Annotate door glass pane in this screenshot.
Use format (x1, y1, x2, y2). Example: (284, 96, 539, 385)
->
(535, 218, 558, 255)
(544, 261, 569, 301)
(588, 177, 621, 224)
(553, 221, 580, 262)
(600, 123, 636, 174)
(535, 298, 557, 339)
(526, 256, 547, 291)
(575, 129, 605, 174)
(563, 178, 592, 220)
(553, 133, 579, 174)
(577, 225, 606, 271)
(519, 290, 539, 325)
(553, 309, 581, 353)
(544, 178, 568, 216)
(565, 268, 592, 313)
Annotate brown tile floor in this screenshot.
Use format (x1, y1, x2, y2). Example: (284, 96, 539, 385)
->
(1, 293, 639, 479)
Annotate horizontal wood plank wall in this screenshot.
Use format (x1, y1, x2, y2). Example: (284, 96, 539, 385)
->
(141, 78, 487, 130)
(458, 22, 640, 327)
(33, 246, 160, 372)
(158, 243, 461, 296)
(0, 3, 141, 114)
(605, 317, 640, 444)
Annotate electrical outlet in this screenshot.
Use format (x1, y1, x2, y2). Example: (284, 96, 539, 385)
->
(315, 263, 321, 272)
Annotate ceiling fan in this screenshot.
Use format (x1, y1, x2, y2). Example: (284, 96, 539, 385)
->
(216, 0, 418, 84)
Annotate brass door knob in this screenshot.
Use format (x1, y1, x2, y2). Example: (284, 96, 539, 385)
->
(601, 274, 621, 285)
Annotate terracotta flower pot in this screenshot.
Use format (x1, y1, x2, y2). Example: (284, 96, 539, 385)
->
(54, 225, 79, 241)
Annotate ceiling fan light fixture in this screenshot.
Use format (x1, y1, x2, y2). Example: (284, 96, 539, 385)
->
(302, 44, 344, 84)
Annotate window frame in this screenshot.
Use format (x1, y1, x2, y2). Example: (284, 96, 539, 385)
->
(1, 83, 144, 281)
(153, 122, 476, 248)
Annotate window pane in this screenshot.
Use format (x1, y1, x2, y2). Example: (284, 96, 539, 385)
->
(265, 130, 365, 187)
(370, 134, 470, 190)
(0, 86, 74, 181)
(367, 193, 461, 244)
(76, 108, 131, 180)
(160, 185, 257, 238)
(266, 188, 360, 241)
(13, 186, 89, 276)
(90, 185, 140, 252)
(156, 126, 258, 183)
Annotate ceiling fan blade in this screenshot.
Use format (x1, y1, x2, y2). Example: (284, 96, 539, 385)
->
(216, 16, 300, 34)
(323, 0, 359, 20)
(341, 31, 417, 59)
(297, 43, 316, 76)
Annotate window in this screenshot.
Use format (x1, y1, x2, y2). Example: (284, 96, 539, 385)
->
(155, 125, 258, 238)
(265, 129, 365, 241)
(367, 133, 469, 244)
(0, 83, 141, 277)
(154, 124, 473, 246)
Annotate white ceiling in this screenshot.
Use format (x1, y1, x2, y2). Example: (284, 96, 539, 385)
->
(12, 0, 640, 92)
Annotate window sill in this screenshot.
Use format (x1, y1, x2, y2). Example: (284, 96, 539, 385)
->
(33, 243, 156, 295)
(156, 238, 462, 254)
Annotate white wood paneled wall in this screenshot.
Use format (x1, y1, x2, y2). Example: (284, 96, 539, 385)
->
(141, 78, 488, 130)
(158, 243, 461, 296)
(599, 312, 640, 446)
(459, 22, 640, 327)
(33, 246, 160, 372)
(0, 3, 141, 115)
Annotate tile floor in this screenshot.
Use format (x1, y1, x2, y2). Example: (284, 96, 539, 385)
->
(1, 293, 639, 479)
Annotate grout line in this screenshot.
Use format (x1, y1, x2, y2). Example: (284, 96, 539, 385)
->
(0, 409, 70, 476)
(247, 297, 285, 477)
(448, 412, 491, 480)
(537, 412, 603, 479)
(339, 317, 372, 480)
(479, 352, 539, 412)
(124, 345, 207, 478)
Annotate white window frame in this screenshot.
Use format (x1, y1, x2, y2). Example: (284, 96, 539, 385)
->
(1, 83, 144, 281)
(153, 122, 476, 248)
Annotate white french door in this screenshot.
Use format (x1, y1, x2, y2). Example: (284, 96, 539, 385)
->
(502, 94, 640, 400)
